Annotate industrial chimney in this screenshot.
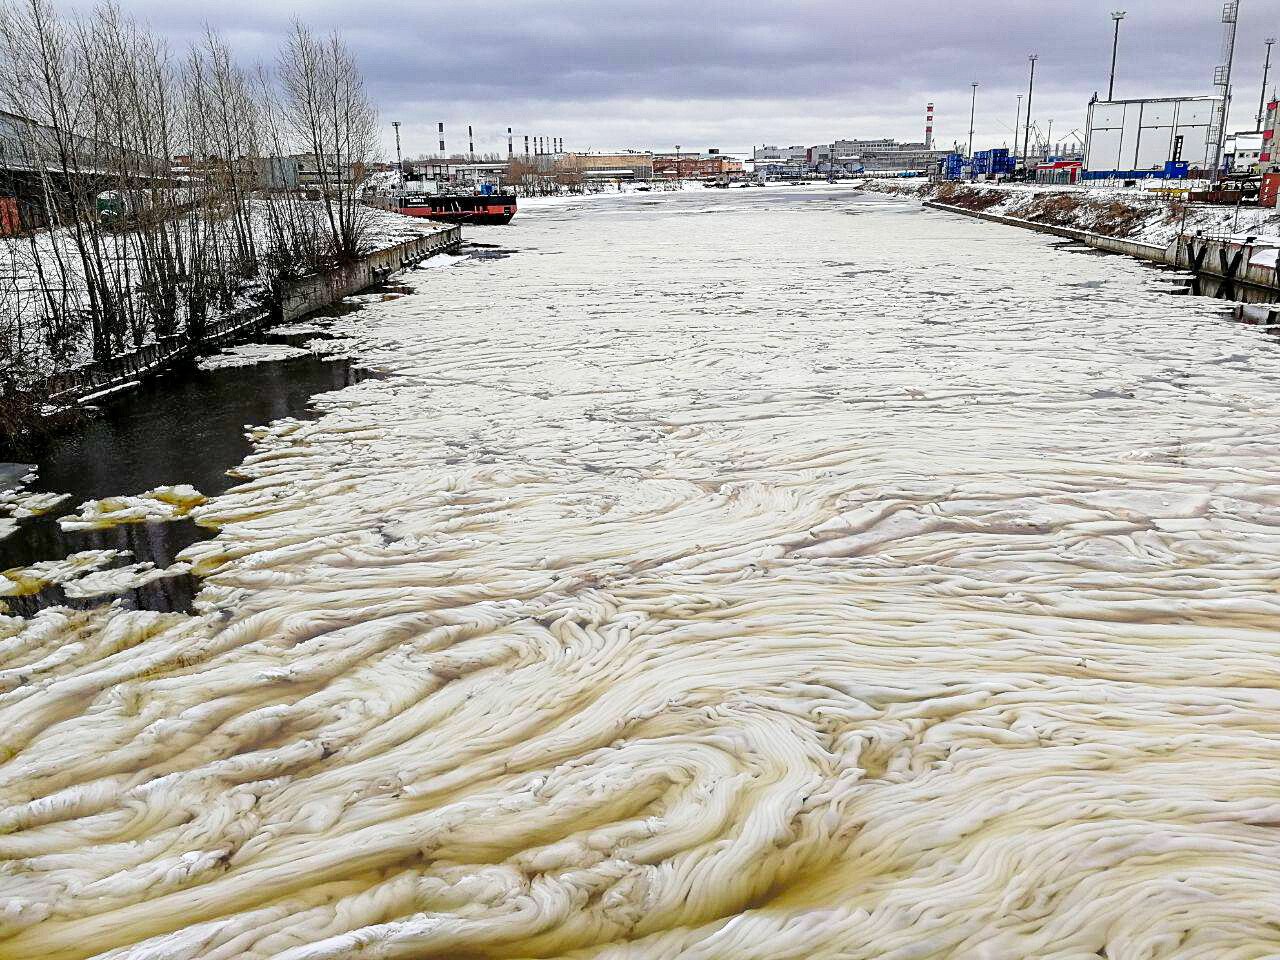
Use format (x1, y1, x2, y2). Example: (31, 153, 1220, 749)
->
(925, 103, 935, 150)
(438, 122, 445, 154)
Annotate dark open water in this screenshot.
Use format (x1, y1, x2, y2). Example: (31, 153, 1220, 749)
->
(1, 354, 374, 615)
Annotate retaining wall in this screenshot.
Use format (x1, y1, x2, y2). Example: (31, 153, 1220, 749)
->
(278, 226, 460, 323)
(1168, 233, 1280, 291)
(921, 200, 1173, 265)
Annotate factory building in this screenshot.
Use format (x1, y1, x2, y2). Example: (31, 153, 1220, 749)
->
(752, 145, 809, 163)
(753, 159, 809, 179)
(652, 152, 745, 179)
(807, 138, 950, 175)
(551, 152, 655, 180)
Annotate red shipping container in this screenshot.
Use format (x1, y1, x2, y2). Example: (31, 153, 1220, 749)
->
(1260, 172, 1280, 209)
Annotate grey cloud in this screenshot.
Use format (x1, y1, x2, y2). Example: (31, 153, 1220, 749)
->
(88, 0, 1280, 153)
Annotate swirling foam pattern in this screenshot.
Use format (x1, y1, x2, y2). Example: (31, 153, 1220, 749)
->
(4, 187, 1280, 959)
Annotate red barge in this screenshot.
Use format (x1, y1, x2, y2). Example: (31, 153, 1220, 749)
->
(389, 192, 517, 225)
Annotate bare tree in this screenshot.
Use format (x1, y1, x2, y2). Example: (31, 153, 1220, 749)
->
(0, 1, 388, 436)
(278, 22, 378, 261)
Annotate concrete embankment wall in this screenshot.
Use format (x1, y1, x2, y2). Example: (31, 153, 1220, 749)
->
(274, 227, 460, 330)
(921, 199, 1280, 296)
(42, 225, 462, 405)
(921, 200, 1170, 263)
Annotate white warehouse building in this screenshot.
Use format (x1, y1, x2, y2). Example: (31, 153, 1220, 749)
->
(1082, 96, 1223, 180)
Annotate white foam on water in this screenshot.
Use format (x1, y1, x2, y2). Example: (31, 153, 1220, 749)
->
(4, 189, 1280, 959)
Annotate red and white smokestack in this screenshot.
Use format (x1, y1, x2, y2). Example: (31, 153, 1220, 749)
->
(925, 103, 935, 150)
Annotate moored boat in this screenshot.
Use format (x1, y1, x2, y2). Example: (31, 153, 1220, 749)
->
(389, 192, 517, 225)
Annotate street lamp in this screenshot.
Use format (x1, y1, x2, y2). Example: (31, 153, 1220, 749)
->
(392, 121, 403, 188)
(1108, 11, 1126, 102)
(968, 82, 979, 168)
(675, 145, 682, 187)
(1023, 55, 1038, 173)
(1259, 38, 1276, 130)
(1013, 94, 1023, 161)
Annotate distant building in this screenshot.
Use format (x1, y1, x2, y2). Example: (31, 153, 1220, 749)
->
(553, 152, 654, 180)
(652, 153, 744, 179)
(296, 154, 363, 190)
(1226, 132, 1264, 173)
(753, 145, 808, 163)
(238, 154, 294, 189)
(754, 159, 809, 180)
(805, 138, 948, 175)
(246, 154, 363, 192)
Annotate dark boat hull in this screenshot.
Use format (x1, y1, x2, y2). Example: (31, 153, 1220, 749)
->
(392, 193, 517, 225)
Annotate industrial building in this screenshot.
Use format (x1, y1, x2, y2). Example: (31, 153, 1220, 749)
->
(652, 152, 744, 179)
(1225, 132, 1265, 173)
(752, 145, 808, 163)
(551, 152, 654, 181)
(753, 159, 809, 180)
(1082, 96, 1221, 180)
(804, 138, 949, 176)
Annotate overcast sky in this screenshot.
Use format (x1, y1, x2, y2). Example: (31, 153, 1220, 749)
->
(103, 0, 1280, 156)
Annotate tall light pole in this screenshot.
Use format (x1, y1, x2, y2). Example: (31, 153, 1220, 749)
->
(1023, 55, 1038, 174)
(1013, 94, 1023, 160)
(392, 121, 403, 188)
(675, 144, 682, 187)
(1108, 11, 1126, 101)
(967, 80, 977, 172)
(1259, 38, 1276, 130)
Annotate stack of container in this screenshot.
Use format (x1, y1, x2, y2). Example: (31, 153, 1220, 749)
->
(973, 149, 1015, 177)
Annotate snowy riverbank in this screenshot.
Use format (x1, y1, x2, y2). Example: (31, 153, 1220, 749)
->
(858, 178, 1280, 247)
(1, 202, 451, 389)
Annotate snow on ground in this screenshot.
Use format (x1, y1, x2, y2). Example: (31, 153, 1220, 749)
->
(356, 202, 453, 250)
(1, 200, 451, 383)
(860, 177, 1280, 247)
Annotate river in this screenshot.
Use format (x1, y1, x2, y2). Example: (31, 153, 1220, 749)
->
(4, 185, 1280, 959)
